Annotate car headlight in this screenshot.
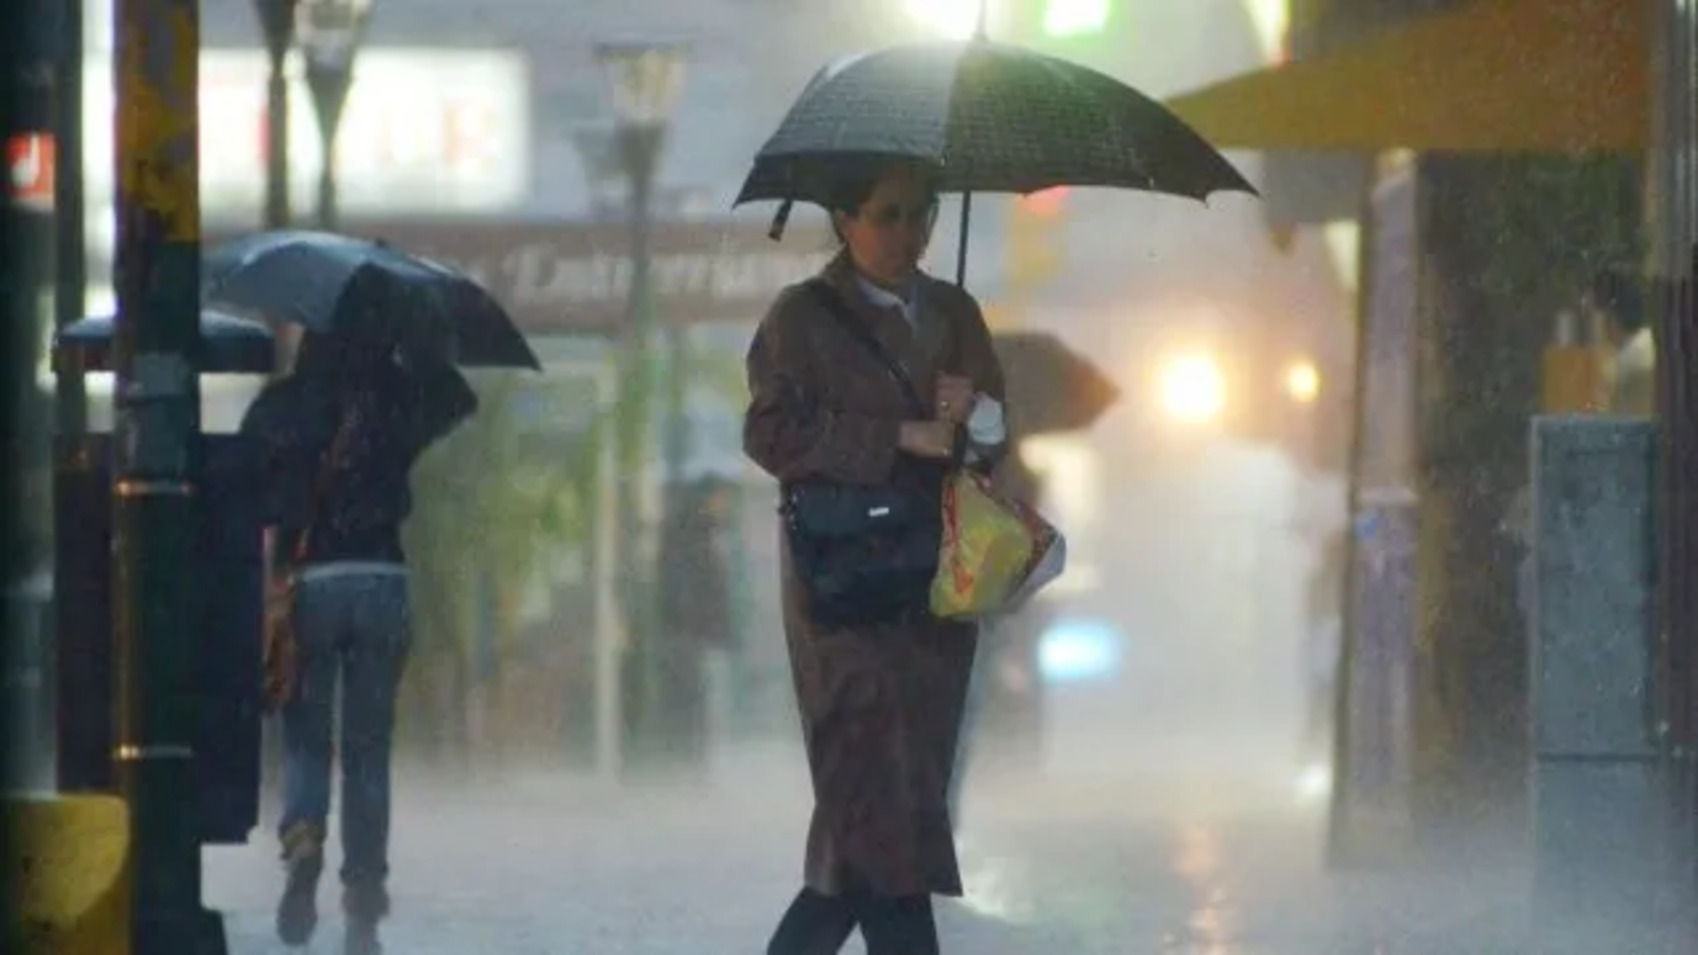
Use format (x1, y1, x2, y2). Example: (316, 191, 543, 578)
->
(1285, 360, 1320, 404)
(1157, 353, 1227, 424)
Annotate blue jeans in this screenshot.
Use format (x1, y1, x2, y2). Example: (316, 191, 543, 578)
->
(278, 565, 412, 888)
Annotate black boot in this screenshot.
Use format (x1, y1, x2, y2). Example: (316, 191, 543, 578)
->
(767, 887, 857, 955)
(855, 895, 939, 955)
(276, 822, 325, 948)
(342, 882, 390, 955)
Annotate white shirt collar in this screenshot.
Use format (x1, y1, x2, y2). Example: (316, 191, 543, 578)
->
(855, 274, 919, 326)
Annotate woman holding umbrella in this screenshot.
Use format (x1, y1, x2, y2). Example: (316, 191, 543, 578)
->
(240, 274, 479, 955)
(744, 159, 1009, 955)
(737, 20, 1252, 949)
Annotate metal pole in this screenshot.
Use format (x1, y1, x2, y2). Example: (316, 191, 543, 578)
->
(264, 59, 292, 228)
(1325, 176, 1379, 871)
(592, 363, 625, 783)
(660, 329, 690, 493)
(254, 0, 298, 230)
(615, 123, 661, 766)
(564, 128, 631, 782)
(54, 0, 88, 435)
(653, 231, 692, 768)
(256, 0, 296, 800)
(304, 65, 351, 230)
(111, 0, 220, 952)
(315, 147, 337, 228)
(657, 258, 691, 574)
(1, 8, 28, 920)
(1647, 0, 1698, 873)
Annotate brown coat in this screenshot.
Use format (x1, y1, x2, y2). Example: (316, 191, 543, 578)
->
(743, 251, 1007, 899)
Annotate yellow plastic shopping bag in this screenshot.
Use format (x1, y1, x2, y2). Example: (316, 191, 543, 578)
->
(1005, 512, 1066, 611)
(930, 471, 1040, 619)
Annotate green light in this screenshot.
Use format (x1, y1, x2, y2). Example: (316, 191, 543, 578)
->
(1042, 0, 1111, 37)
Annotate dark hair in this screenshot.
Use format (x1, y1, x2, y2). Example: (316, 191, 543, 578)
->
(823, 159, 940, 242)
(292, 331, 387, 384)
(826, 167, 886, 217)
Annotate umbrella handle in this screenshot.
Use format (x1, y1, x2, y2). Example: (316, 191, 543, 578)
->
(769, 200, 794, 242)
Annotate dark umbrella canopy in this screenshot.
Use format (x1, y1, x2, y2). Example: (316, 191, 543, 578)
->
(203, 230, 542, 371)
(736, 40, 1256, 207)
(994, 330, 1121, 435)
(53, 309, 277, 375)
(247, 348, 480, 456)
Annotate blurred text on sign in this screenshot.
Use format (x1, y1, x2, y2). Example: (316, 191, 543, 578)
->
(207, 217, 836, 335)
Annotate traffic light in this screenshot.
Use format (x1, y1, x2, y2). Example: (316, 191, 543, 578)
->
(1006, 186, 1070, 290)
(1042, 0, 1111, 37)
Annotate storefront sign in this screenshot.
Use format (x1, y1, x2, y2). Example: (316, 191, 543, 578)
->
(329, 217, 835, 334)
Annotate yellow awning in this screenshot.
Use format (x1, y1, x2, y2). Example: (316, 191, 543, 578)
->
(1165, 0, 1650, 152)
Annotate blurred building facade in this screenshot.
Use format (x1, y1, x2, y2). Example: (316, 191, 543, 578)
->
(21, 0, 1372, 764)
(1174, 0, 1686, 863)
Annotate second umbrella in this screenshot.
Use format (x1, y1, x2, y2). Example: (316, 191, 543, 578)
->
(993, 330, 1121, 435)
(204, 230, 542, 371)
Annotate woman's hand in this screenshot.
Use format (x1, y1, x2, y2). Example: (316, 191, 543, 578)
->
(935, 374, 976, 425)
(898, 419, 958, 460)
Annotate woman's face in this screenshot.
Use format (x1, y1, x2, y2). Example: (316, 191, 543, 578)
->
(834, 168, 938, 289)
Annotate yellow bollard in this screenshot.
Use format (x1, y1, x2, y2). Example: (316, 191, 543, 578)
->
(5, 794, 130, 955)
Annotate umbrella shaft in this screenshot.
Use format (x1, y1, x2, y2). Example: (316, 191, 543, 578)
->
(955, 192, 973, 287)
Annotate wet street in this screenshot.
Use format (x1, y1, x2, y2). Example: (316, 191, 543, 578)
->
(207, 742, 1614, 955)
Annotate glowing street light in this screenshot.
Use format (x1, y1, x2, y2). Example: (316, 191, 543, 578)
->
(1285, 359, 1320, 403)
(1043, 0, 1112, 38)
(903, 0, 985, 39)
(1158, 353, 1227, 424)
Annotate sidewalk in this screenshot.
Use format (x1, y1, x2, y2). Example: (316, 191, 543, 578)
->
(214, 749, 1692, 954)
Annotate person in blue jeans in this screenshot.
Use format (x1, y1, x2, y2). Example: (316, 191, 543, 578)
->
(243, 320, 476, 955)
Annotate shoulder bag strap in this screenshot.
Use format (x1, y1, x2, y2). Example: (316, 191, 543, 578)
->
(803, 279, 929, 418)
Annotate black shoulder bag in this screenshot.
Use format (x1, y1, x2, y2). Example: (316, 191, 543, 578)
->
(782, 280, 947, 629)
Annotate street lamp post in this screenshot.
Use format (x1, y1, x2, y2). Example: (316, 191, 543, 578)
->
(571, 122, 628, 221)
(595, 39, 687, 767)
(53, 0, 89, 436)
(110, 0, 220, 950)
(249, 0, 298, 809)
(252, 0, 300, 230)
(296, 0, 372, 230)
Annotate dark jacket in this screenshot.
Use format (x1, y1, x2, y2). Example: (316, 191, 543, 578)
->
(242, 353, 476, 569)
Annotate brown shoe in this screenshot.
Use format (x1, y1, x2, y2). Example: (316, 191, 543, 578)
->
(276, 822, 325, 947)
